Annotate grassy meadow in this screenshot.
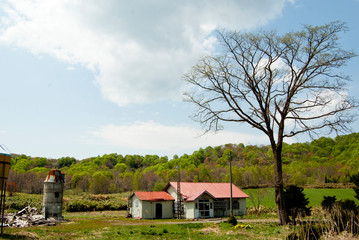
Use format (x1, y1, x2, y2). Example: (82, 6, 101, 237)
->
(3, 211, 292, 240)
(2, 188, 358, 239)
(243, 188, 358, 208)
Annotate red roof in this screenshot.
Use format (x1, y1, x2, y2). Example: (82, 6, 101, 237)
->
(134, 191, 175, 201)
(165, 182, 249, 201)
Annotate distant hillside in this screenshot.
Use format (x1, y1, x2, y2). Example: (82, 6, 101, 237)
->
(8, 133, 359, 194)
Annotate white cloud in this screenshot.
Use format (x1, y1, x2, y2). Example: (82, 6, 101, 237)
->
(0, 0, 290, 106)
(87, 121, 268, 156)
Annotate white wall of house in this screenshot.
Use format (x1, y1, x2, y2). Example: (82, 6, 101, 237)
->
(195, 194, 214, 218)
(130, 196, 174, 219)
(130, 195, 142, 218)
(225, 198, 247, 216)
(149, 201, 173, 219)
(141, 201, 154, 219)
(239, 198, 247, 215)
(167, 185, 178, 201)
(183, 201, 195, 219)
(183, 194, 215, 219)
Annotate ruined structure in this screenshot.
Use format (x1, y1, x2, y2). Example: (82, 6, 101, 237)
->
(42, 169, 64, 220)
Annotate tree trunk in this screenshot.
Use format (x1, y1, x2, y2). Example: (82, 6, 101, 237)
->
(273, 146, 288, 225)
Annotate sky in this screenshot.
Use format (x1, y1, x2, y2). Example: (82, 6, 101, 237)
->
(0, 0, 358, 160)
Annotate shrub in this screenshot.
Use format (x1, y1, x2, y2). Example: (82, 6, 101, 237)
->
(283, 185, 311, 225)
(286, 223, 323, 240)
(338, 199, 358, 214)
(227, 215, 237, 226)
(321, 197, 359, 235)
(64, 195, 127, 212)
(350, 173, 359, 200)
(6, 194, 42, 211)
(321, 196, 336, 211)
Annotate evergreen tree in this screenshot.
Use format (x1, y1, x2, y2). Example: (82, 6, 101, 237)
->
(284, 185, 311, 224)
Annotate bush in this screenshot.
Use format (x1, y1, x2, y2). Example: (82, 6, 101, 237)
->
(286, 223, 323, 240)
(284, 185, 311, 225)
(64, 195, 127, 212)
(350, 173, 359, 200)
(321, 196, 336, 211)
(338, 199, 358, 214)
(6, 194, 42, 211)
(227, 215, 237, 226)
(6, 192, 127, 213)
(321, 197, 359, 235)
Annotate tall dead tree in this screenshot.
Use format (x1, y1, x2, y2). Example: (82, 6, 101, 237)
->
(184, 21, 357, 225)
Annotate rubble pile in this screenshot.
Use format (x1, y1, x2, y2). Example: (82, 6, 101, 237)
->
(4, 206, 58, 227)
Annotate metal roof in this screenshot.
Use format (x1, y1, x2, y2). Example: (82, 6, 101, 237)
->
(165, 182, 249, 201)
(44, 169, 65, 183)
(133, 191, 175, 201)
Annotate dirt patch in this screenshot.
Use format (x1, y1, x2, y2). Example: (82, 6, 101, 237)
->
(198, 225, 221, 234)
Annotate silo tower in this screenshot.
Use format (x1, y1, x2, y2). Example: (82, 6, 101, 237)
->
(42, 169, 65, 219)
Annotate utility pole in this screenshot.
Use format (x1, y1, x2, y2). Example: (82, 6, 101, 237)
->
(176, 165, 182, 219)
(229, 151, 233, 217)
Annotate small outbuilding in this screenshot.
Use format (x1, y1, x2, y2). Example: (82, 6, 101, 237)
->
(129, 191, 174, 219)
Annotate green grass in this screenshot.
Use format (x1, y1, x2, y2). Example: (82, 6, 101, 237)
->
(3, 211, 292, 240)
(6, 192, 127, 213)
(304, 188, 358, 207)
(2, 189, 358, 239)
(243, 189, 276, 208)
(243, 188, 358, 208)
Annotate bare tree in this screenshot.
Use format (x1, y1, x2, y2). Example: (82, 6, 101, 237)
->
(247, 188, 270, 216)
(184, 21, 357, 225)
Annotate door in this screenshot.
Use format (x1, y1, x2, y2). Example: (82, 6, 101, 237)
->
(199, 200, 210, 218)
(155, 203, 162, 219)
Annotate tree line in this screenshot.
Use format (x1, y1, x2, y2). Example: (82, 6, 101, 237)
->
(7, 133, 359, 195)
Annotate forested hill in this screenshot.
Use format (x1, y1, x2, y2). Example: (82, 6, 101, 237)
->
(8, 133, 359, 194)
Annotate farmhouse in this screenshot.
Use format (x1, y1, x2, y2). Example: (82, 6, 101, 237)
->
(129, 182, 249, 219)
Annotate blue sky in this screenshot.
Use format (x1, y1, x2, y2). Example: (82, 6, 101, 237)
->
(0, 0, 358, 159)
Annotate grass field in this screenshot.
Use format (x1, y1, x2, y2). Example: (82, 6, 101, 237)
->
(2, 188, 358, 239)
(243, 188, 358, 208)
(3, 211, 292, 240)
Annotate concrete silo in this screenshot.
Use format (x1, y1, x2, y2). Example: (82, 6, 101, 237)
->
(42, 169, 65, 219)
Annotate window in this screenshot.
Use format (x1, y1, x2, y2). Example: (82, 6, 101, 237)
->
(233, 200, 240, 209)
(55, 192, 59, 198)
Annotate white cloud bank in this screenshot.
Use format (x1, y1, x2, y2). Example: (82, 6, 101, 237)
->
(0, 0, 290, 106)
(87, 121, 268, 156)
